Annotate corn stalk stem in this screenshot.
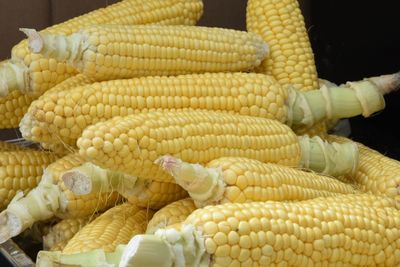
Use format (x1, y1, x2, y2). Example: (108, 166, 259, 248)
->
(36, 245, 125, 267)
(120, 225, 209, 267)
(21, 28, 88, 66)
(290, 80, 385, 127)
(62, 162, 138, 196)
(299, 135, 359, 177)
(0, 171, 62, 244)
(156, 155, 225, 207)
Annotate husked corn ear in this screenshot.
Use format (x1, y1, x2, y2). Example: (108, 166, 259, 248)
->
(330, 135, 400, 203)
(124, 194, 400, 267)
(0, 150, 57, 209)
(23, 73, 286, 146)
(1, 0, 203, 96)
(25, 25, 268, 81)
(0, 153, 120, 244)
(146, 198, 196, 234)
(246, 0, 318, 91)
(157, 155, 359, 207)
(43, 216, 96, 251)
(78, 110, 359, 182)
(62, 203, 154, 254)
(21, 72, 396, 147)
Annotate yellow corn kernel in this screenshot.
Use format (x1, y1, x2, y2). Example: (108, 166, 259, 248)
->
(0, 150, 57, 209)
(25, 25, 268, 82)
(157, 155, 358, 207)
(1, 0, 203, 96)
(62, 202, 154, 254)
(43, 216, 97, 251)
(126, 194, 400, 266)
(77, 110, 359, 182)
(146, 198, 196, 234)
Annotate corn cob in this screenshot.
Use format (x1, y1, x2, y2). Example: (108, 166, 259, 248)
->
(157, 155, 359, 207)
(62, 202, 154, 254)
(21, 72, 399, 147)
(0, 150, 57, 209)
(23, 24, 268, 82)
(330, 135, 400, 204)
(77, 110, 359, 183)
(146, 198, 196, 234)
(0, 153, 120, 244)
(0, 141, 27, 151)
(246, 0, 317, 90)
(37, 194, 400, 267)
(0, 0, 203, 96)
(43, 216, 97, 251)
(246, 0, 324, 136)
(62, 162, 188, 210)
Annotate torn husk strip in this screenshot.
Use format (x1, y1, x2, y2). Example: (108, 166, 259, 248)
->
(0, 60, 29, 96)
(36, 245, 125, 267)
(62, 162, 138, 195)
(120, 225, 209, 267)
(156, 156, 225, 207)
(299, 135, 359, 177)
(21, 28, 89, 66)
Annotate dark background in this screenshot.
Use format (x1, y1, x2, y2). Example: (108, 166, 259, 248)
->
(0, 1, 399, 264)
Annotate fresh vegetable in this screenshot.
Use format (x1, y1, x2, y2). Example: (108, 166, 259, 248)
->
(23, 25, 268, 81)
(20, 71, 399, 147)
(77, 110, 359, 182)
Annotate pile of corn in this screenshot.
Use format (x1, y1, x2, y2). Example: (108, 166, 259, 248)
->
(0, 0, 399, 266)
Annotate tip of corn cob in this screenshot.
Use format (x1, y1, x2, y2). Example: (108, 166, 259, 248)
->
(19, 28, 44, 54)
(364, 71, 400, 95)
